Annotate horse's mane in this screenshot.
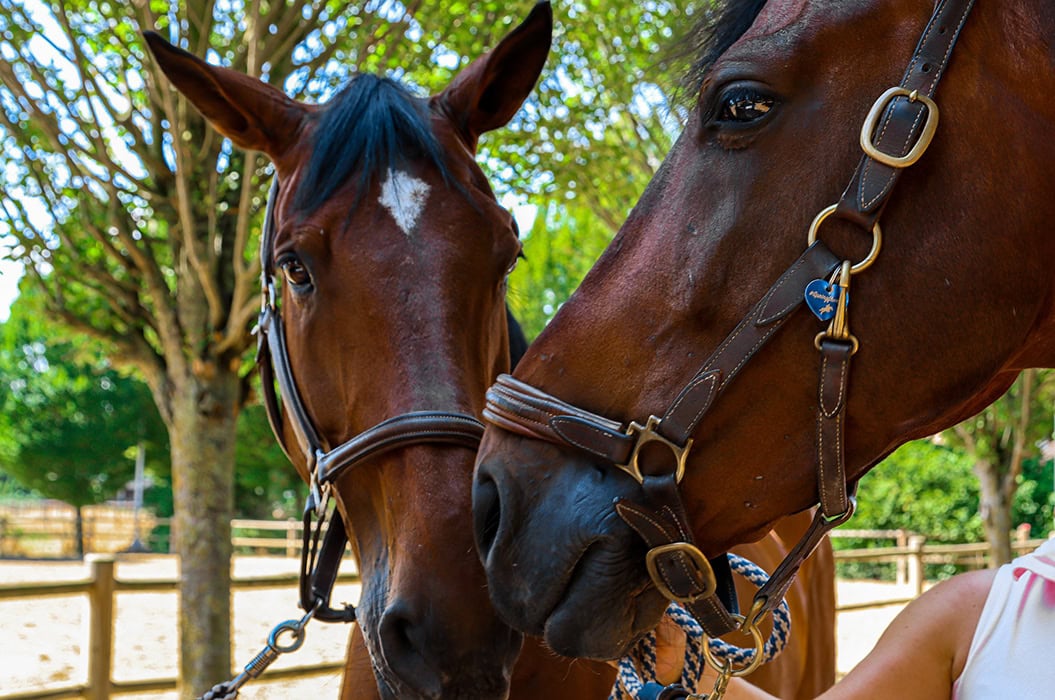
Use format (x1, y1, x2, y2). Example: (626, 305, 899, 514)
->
(676, 0, 768, 95)
(292, 74, 449, 215)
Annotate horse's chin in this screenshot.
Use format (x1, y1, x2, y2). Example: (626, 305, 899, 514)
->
(374, 673, 513, 700)
(356, 570, 521, 700)
(486, 535, 669, 660)
(537, 544, 669, 660)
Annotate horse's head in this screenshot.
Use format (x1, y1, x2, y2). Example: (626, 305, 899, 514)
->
(474, 0, 1055, 659)
(146, 4, 551, 697)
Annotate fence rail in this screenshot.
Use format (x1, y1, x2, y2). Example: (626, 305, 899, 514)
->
(1, 525, 1048, 700)
(830, 532, 1046, 596)
(0, 555, 357, 700)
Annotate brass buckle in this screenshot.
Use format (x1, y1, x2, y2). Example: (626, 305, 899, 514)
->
(645, 542, 717, 604)
(860, 87, 940, 168)
(617, 415, 693, 484)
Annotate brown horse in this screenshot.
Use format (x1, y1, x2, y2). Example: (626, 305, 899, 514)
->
(145, 4, 618, 698)
(473, 0, 1055, 665)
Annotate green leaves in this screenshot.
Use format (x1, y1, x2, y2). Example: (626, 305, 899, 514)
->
(0, 288, 169, 508)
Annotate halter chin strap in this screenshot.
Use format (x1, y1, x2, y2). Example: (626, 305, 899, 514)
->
(484, 0, 976, 642)
(254, 181, 485, 623)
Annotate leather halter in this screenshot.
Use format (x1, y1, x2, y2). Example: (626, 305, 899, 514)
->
(485, 0, 976, 642)
(254, 181, 485, 623)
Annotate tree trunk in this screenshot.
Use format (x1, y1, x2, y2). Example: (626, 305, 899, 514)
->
(169, 368, 241, 698)
(974, 458, 1014, 565)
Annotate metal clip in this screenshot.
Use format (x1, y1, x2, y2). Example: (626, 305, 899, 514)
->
(814, 261, 859, 355)
(702, 612, 766, 680)
(206, 601, 320, 697)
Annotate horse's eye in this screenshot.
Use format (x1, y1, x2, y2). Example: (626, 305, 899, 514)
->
(507, 247, 525, 277)
(717, 87, 775, 124)
(278, 256, 313, 290)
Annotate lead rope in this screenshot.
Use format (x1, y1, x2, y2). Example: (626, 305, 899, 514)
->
(609, 554, 790, 700)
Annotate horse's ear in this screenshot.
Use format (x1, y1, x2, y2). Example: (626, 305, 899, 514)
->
(438, 1, 552, 148)
(143, 31, 306, 158)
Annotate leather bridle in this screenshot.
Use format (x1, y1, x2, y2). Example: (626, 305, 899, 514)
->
(254, 180, 487, 623)
(484, 0, 977, 654)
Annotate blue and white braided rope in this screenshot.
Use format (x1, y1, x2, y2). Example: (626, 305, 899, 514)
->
(608, 553, 791, 700)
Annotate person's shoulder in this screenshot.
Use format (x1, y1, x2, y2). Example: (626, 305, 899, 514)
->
(823, 568, 997, 699)
(916, 568, 997, 680)
(925, 567, 997, 608)
(916, 569, 997, 640)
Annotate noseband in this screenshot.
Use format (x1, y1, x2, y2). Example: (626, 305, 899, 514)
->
(485, 0, 976, 652)
(254, 181, 485, 623)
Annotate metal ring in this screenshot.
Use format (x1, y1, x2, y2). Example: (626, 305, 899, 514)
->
(702, 612, 767, 678)
(268, 619, 308, 654)
(807, 204, 882, 274)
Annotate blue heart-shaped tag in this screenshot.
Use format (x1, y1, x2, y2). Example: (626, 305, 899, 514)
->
(804, 279, 844, 322)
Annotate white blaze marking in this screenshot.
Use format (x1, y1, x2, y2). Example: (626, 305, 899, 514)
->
(379, 169, 430, 236)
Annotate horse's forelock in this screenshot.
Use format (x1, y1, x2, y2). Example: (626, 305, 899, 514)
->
(291, 74, 450, 217)
(675, 0, 770, 97)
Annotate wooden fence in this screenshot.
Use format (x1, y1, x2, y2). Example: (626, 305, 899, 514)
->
(0, 554, 358, 700)
(1, 525, 1048, 700)
(830, 530, 1047, 609)
(0, 503, 157, 558)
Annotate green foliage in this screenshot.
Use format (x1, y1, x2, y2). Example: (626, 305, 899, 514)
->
(1013, 456, 1054, 538)
(509, 202, 615, 338)
(0, 293, 307, 520)
(234, 403, 302, 519)
(835, 440, 983, 580)
(0, 290, 169, 508)
(0, 472, 33, 499)
(852, 441, 983, 542)
(480, 2, 691, 225)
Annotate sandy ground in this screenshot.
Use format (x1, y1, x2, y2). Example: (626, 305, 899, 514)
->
(0, 556, 917, 698)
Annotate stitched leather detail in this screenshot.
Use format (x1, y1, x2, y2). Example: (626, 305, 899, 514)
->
(837, 0, 976, 229)
(550, 416, 634, 464)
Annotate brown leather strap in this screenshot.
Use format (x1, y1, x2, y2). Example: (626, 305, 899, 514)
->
(836, 0, 976, 228)
(816, 339, 854, 518)
(750, 495, 854, 622)
(484, 242, 841, 466)
(258, 306, 325, 463)
(746, 339, 857, 623)
(300, 508, 356, 623)
(317, 411, 485, 483)
(485, 374, 632, 463)
(615, 475, 740, 637)
(659, 242, 841, 445)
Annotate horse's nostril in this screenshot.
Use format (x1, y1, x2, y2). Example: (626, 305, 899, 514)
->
(473, 472, 502, 562)
(378, 604, 443, 699)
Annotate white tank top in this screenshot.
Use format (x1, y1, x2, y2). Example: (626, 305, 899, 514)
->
(952, 537, 1055, 699)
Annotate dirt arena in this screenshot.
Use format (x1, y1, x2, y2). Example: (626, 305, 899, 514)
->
(0, 556, 913, 698)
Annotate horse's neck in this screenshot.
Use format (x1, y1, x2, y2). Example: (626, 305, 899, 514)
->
(1007, 323, 1055, 371)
